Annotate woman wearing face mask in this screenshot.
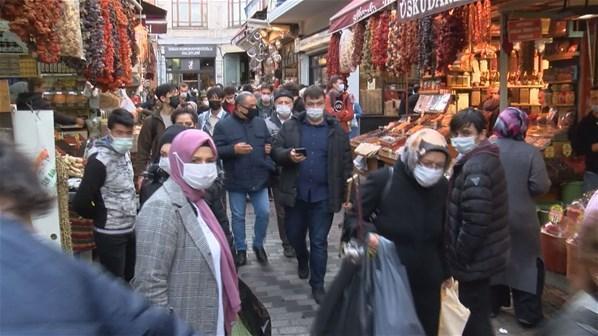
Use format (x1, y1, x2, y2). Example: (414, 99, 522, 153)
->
(352, 129, 451, 336)
(490, 107, 551, 326)
(134, 129, 241, 336)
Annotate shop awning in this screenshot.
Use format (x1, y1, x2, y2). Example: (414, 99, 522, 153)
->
(268, 0, 346, 35)
(142, 1, 168, 34)
(329, 0, 396, 33)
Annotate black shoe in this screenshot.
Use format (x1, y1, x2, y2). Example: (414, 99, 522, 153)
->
(283, 245, 296, 258)
(312, 287, 326, 304)
(236, 250, 247, 267)
(298, 260, 309, 279)
(253, 247, 268, 264)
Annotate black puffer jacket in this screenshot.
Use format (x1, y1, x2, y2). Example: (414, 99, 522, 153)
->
(446, 141, 510, 282)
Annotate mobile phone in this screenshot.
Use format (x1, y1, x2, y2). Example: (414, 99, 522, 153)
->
(295, 147, 307, 156)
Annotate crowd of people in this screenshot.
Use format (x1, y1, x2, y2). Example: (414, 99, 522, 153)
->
(0, 76, 596, 336)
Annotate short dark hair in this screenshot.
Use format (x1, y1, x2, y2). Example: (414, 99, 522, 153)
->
(155, 83, 177, 100)
(303, 85, 325, 101)
(108, 109, 135, 129)
(328, 75, 342, 90)
(241, 84, 254, 93)
(179, 83, 189, 89)
(207, 87, 224, 99)
(28, 78, 44, 92)
(282, 82, 300, 97)
(260, 84, 274, 92)
(450, 108, 487, 134)
(223, 86, 236, 96)
(171, 106, 198, 125)
(0, 139, 54, 218)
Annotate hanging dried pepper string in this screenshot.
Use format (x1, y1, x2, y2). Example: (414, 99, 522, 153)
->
(114, 0, 133, 87)
(351, 21, 366, 70)
(326, 32, 341, 76)
(97, 0, 115, 87)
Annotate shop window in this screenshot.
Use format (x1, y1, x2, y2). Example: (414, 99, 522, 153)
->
(228, 0, 248, 28)
(172, 0, 208, 29)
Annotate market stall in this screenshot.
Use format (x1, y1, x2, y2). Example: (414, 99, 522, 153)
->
(0, 0, 151, 253)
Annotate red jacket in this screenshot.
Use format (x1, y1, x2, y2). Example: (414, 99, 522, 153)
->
(325, 91, 354, 133)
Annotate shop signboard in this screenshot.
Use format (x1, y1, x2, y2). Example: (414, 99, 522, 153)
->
(508, 19, 543, 42)
(163, 45, 217, 58)
(396, 0, 476, 22)
(330, 0, 396, 33)
(181, 59, 201, 72)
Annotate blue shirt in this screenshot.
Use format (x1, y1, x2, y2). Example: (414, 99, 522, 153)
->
(297, 121, 329, 203)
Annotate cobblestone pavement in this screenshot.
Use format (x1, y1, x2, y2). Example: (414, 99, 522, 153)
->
(236, 202, 568, 336)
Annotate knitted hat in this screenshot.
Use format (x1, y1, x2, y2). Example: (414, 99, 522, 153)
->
(273, 89, 294, 103)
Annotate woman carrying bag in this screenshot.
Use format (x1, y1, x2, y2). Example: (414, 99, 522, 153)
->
(358, 129, 452, 336)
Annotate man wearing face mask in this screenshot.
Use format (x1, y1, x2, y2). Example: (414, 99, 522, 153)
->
(325, 76, 354, 134)
(446, 108, 509, 336)
(134, 84, 179, 188)
(223, 86, 237, 114)
(213, 92, 274, 266)
(198, 87, 228, 136)
(266, 89, 296, 258)
(272, 86, 352, 304)
(257, 84, 275, 118)
(74, 109, 138, 281)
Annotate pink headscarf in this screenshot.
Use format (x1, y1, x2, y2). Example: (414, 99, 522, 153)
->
(168, 129, 241, 333)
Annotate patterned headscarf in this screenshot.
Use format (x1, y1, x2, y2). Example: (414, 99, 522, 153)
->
(400, 128, 449, 173)
(493, 107, 529, 141)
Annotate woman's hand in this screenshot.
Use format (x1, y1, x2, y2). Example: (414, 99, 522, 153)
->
(441, 278, 454, 289)
(368, 233, 379, 255)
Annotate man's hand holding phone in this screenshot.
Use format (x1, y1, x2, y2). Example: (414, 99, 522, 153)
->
(234, 142, 253, 155)
(289, 148, 306, 163)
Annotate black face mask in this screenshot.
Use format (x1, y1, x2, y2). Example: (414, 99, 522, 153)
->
(166, 96, 179, 109)
(209, 100, 222, 110)
(239, 105, 258, 120)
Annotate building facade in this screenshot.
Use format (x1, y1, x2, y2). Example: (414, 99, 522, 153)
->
(148, 0, 251, 89)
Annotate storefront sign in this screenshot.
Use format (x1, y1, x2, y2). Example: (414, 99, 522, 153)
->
(330, 0, 395, 33)
(163, 45, 217, 58)
(508, 19, 543, 42)
(181, 59, 201, 72)
(396, 0, 476, 22)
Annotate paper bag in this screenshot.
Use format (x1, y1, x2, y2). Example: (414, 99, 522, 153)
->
(438, 280, 470, 336)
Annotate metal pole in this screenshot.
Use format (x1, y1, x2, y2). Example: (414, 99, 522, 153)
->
(499, 12, 509, 111)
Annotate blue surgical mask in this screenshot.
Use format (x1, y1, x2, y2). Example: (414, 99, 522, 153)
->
(158, 156, 170, 174)
(111, 136, 134, 154)
(451, 136, 477, 154)
(306, 107, 324, 121)
(276, 104, 292, 119)
(413, 164, 444, 188)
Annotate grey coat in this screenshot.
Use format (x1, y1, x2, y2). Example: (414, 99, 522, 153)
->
(133, 179, 219, 335)
(495, 138, 551, 294)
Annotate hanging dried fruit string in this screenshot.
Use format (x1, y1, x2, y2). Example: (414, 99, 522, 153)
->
(351, 21, 366, 70)
(121, 0, 140, 67)
(82, 0, 106, 82)
(97, 0, 115, 88)
(372, 11, 390, 71)
(436, 8, 468, 73)
(361, 17, 376, 75)
(326, 32, 341, 77)
(386, 11, 401, 77)
(419, 16, 435, 74)
(114, 0, 133, 87)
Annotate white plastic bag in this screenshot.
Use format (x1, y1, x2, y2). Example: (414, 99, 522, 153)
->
(438, 279, 470, 336)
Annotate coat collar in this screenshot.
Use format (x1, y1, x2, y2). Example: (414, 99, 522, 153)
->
(161, 179, 217, 277)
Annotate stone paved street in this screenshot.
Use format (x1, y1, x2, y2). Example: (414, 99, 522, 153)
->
(236, 202, 568, 336)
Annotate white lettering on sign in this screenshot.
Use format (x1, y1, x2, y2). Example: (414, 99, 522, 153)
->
(352, 0, 395, 24)
(398, 0, 474, 21)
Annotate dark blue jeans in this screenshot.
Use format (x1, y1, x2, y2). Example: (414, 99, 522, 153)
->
(285, 198, 334, 289)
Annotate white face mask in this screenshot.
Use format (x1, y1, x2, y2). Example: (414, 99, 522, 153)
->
(276, 105, 292, 119)
(451, 136, 477, 154)
(337, 84, 345, 92)
(175, 153, 217, 190)
(111, 136, 134, 154)
(306, 107, 324, 121)
(261, 94, 271, 103)
(413, 164, 444, 188)
(158, 156, 170, 174)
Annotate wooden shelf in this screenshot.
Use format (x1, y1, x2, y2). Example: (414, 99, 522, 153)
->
(554, 104, 576, 107)
(511, 103, 542, 106)
(546, 80, 575, 84)
(507, 85, 545, 89)
(545, 53, 579, 62)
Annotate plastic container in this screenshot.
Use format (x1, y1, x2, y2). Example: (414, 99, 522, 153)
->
(566, 237, 579, 282)
(540, 230, 567, 274)
(561, 181, 584, 204)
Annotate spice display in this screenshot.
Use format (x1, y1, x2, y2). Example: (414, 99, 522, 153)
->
(361, 17, 375, 75)
(327, 32, 341, 76)
(81, 0, 106, 80)
(114, 0, 132, 86)
(351, 22, 366, 70)
(97, 0, 115, 88)
(436, 9, 468, 72)
(121, 0, 139, 67)
(339, 29, 354, 74)
(372, 11, 390, 71)
(470, 0, 492, 46)
(57, 0, 84, 61)
(419, 16, 435, 74)
(386, 12, 401, 77)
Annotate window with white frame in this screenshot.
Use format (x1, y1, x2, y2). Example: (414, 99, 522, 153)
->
(172, 0, 208, 29)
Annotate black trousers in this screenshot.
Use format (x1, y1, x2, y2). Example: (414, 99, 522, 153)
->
(94, 231, 136, 282)
(459, 278, 495, 336)
(491, 259, 545, 326)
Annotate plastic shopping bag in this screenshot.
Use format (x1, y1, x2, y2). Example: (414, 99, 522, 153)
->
(237, 279, 271, 336)
(373, 237, 426, 336)
(438, 279, 470, 336)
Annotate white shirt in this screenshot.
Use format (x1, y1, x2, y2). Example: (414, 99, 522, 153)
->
(194, 205, 224, 336)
